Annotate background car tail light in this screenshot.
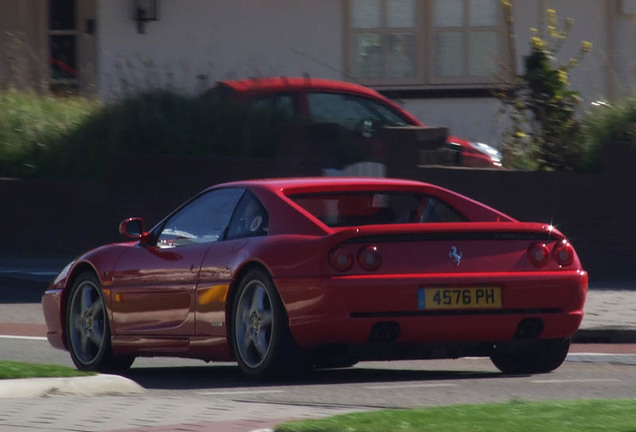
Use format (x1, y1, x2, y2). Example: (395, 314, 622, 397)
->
(357, 245, 381, 271)
(329, 248, 353, 272)
(527, 242, 550, 268)
(553, 240, 574, 266)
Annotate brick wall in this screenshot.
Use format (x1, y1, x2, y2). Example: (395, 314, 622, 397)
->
(2, 142, 634, 283)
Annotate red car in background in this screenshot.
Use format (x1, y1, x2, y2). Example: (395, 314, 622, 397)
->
(209, 77, 502, 168)
(42, 178, 585, 379)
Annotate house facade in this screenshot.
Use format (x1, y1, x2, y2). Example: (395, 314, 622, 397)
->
(1, 0, 635, 145)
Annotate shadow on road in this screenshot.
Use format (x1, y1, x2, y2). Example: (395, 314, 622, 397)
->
(122, 364, 504, 391)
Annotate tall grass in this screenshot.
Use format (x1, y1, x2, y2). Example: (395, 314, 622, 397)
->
(0, 90, 98, 178)
(0, 89, 282, 180)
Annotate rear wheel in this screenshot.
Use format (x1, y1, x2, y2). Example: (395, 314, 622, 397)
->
(490, 338, 570, 374)
(231, 269, 305, 379)
(66, 272, 134, 372)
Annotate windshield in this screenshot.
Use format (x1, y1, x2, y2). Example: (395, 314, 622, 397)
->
(307, 92, 411, 131)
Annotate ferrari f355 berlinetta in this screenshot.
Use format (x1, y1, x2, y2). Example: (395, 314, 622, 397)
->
(42, 178, 587, 379)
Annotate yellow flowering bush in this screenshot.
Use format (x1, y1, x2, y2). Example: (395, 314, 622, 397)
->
(499, 3, 592, 170)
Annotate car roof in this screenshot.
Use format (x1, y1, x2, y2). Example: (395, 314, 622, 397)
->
(218, 77, 384, 99)
(212, 177, 431, 193)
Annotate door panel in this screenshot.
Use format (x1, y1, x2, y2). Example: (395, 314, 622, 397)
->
(110, 243, 209, 336)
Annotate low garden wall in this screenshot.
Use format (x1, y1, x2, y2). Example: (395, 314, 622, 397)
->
(2, 141, 634, 284)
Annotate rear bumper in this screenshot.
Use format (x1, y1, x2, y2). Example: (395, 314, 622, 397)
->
(276, 270, 587, 348)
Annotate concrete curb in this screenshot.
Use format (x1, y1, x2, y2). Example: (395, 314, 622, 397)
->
(0, 373, 144, 398)
(573, 329, 636, 344)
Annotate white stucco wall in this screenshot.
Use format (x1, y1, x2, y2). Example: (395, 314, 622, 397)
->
(97, 0, 343, 99)
(514, 0, 609, 104)
(613, 5, 636, 96)
(400, 98, 502, 145)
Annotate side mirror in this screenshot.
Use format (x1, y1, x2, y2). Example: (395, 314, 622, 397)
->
(119, 217, 149, 240)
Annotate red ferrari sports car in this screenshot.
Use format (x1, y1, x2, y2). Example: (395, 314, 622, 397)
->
(42, 178, 587, 379)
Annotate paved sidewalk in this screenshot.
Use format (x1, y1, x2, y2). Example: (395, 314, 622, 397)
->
(575, 288, 636, 343)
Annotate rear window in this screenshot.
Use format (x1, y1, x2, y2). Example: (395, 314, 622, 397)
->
(289, 191, 466, 227)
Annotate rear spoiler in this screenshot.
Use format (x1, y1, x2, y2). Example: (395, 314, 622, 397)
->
(327, 222, 565, 245)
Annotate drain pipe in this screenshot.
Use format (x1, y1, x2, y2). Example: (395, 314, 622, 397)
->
(606, 0, 617, 102)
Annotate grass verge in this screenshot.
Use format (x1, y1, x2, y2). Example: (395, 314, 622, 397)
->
(0, 360, 95, 379)
(275, 399, 636, 432)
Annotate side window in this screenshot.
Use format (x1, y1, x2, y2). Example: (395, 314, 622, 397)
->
(157, 188, 244, 248)
(226, 192, 269, 240)
(250, 94, 297, 120)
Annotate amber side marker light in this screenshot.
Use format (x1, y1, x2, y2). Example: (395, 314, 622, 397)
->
(553, 240, 574, 267)
(329, 248, 353, 272)
(527, 242, 550, 268)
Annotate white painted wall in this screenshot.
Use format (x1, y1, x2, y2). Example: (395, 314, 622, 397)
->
(514, 0, 608, 104)
(96, 0, 343, 99)
(400, 98, 502, 145)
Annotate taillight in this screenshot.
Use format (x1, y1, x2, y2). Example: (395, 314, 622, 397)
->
(553, 240, 574, 267)
(357, 246, 382, 271)
(527, 242, 550, 268)
(329, 248, 353, 272)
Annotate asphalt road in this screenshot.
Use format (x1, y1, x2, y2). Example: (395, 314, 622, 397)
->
(1, 354, 635, 431)
(2, 275, 636, 431)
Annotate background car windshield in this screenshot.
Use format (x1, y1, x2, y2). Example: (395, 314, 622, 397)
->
(158, 188, 244, 247)
(307, 92, 410, 131)
(289, 191, 466, 227)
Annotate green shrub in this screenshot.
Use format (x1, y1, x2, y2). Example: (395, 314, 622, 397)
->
(580, 98, 636, 171)
(0, 89, 284, 180)
(0, 90, 97, 177)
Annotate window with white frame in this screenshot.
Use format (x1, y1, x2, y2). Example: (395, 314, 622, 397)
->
(346, 0, 508, 87)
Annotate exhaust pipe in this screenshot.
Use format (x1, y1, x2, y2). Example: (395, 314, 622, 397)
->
(369, 322, 400, 343)
(515, 318, 544, 339)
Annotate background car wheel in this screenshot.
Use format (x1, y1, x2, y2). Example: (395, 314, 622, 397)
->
(66, 272, 134, 372)
(231, 269, 305, 379)
(490, 338, 571, 374)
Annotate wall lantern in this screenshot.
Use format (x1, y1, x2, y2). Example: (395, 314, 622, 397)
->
(133, 0, 159, 34)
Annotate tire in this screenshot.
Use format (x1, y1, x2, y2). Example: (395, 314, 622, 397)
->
(490, 338, 571, 375)
(231, 268, 305, 379)
(66, 272, 135, 372)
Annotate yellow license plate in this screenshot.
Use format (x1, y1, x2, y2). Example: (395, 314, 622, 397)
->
(417, 287, 501, 310)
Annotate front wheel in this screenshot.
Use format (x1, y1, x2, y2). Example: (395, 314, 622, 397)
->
(66, 272, 134, 372)
(490, 338, 571, 374)
(231, 269, 304, 379)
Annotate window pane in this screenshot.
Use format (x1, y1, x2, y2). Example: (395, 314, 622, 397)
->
(158, 189, 244, 247)
(307, 93, 375, 131)
(470, 0, 498, 26)
(50, 35, 77, 79)
(352, 0, 381, 29)
(387, 0, 416, 28)
(469, 31, 498, 76)
(387, 33, 416, 78)
(288, 192, 466, 227)
(435, 32, 463, 77)
(226, 193, 269, 240)
(434, 0, 463, 27)
(49, 0, 76, 30)
(307, 92, 409, 130)
(351, 33, 382, 79)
